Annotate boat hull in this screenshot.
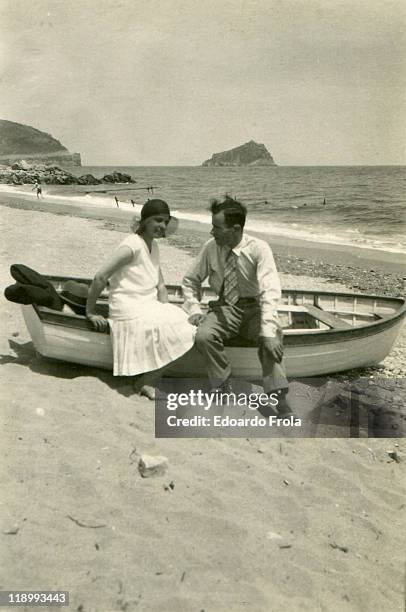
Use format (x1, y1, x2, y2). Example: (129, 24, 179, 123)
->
(22, 302, 404, 377)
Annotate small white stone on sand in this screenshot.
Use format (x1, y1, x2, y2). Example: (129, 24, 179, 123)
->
(266, 531, 292, 548)
(266, 531, 282, 540)
(138, 454, 168, 478)
(36, 408, 45, 416)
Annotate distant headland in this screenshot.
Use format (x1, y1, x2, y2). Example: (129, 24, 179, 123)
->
(202, 140, 276, 167)
(0, 119, 137, 185)
(0, 119, 81, 167)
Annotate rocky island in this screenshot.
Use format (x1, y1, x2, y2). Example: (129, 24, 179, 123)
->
(202, 140, 276, 166)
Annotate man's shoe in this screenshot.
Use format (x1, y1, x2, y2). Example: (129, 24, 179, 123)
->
(257, 391, 279, 418)
(257, 389, 296, 419)
(276, 396, 296, 419)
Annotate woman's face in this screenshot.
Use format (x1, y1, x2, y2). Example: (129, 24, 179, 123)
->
(143, 214, 170, 239)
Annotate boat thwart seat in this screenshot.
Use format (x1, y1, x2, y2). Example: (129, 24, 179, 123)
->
(305, 305, 352, 329)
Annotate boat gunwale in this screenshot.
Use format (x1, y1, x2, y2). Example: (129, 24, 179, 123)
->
(45, 274, 406, 306)
(31, 276, 406, 348)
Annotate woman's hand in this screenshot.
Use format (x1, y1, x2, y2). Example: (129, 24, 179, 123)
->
(87, 313, 109, 332)
(86, 245, 133, 332)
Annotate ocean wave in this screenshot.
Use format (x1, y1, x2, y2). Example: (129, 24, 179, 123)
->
(0, 184, 144, 215)
(165, 207, 406, 255)
(1, 179, 405, 256)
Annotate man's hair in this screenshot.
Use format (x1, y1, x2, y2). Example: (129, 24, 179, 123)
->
(210, 195, 247, 229)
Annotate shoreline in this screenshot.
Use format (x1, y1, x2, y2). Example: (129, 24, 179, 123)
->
(1, 188, 404, 296)
(1, 184, 404, 269)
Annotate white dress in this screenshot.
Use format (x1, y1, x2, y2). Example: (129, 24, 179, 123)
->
(108, 234, 195, 376)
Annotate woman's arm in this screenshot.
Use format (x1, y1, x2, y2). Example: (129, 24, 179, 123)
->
(86, 245, 133, 331)
(157, 267, 168, 303)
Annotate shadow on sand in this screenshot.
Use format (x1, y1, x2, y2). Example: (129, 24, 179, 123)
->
(2, 339, 403, 437)
(1, 339, 134, 398)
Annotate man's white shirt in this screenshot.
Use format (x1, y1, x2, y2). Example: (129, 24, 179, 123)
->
(182, 234, 282, 337)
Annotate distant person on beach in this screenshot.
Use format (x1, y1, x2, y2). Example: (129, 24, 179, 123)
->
(130, 199, 135, 207)
(32, 181, 42, 199)
(86, 199, 195, 400)
(182, 195, 293, 417)
(114, 196, 119, 207)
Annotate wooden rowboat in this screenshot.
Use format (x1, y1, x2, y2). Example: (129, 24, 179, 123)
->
(21, 276, 406, 378)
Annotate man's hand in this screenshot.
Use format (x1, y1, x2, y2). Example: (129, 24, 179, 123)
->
(189, 313, 205, 327)
(87, 313, 109, 332)
(260, 335, 284, 363)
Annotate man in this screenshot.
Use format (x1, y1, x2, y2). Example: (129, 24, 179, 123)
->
(182, 196, 292, 417)
(32, 180, 42, 199)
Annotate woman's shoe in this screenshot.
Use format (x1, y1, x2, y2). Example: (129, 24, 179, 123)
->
(140, 385, 156, 400)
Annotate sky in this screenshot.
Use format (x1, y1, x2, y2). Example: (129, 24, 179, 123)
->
(1, 0, 405, 165)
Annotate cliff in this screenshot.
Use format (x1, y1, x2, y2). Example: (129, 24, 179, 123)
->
(202, 140, 276, 166)
(0, 119, 81, 166)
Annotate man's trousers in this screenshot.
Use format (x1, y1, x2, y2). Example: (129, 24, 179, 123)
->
(194, 300, 289, 392)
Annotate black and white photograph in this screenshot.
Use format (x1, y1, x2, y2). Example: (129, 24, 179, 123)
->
(1, 1, 405, 610)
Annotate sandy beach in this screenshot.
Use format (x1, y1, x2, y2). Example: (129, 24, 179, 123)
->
(1, 196, 405, 611)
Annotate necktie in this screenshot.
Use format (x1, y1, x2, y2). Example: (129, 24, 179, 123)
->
(223, 250, 239, 305)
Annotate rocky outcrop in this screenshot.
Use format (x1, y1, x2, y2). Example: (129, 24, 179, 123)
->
(202, 140, 276, 166)
(77, 174, 102, 185)
(0, 119, 81, 166)
(101, 171, 135, 183)
(0, 161, 136, 186)
(0, 163, 78, 185)
(11, 160, 32, 171)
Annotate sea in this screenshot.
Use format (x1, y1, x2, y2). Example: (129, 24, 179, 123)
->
(14, 165, 406, 256)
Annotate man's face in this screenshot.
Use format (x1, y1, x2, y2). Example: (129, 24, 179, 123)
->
(211, 212, 239, 247)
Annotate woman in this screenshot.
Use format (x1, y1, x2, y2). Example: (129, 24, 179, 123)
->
(86, 199, 195, 399)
